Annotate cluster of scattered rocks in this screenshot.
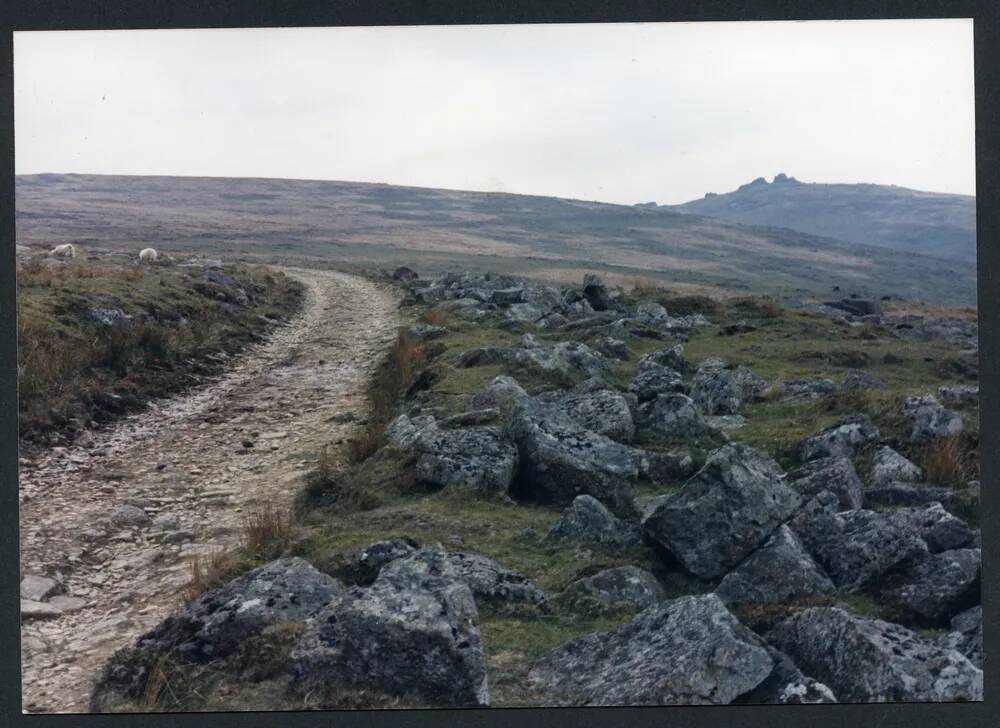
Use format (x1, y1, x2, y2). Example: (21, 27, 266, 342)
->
(90, 269, 982, 709)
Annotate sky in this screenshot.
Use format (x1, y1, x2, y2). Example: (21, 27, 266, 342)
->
(14, 20, 976, 205)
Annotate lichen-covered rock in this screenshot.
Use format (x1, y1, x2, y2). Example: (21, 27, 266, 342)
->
(938, 384, 978, 405)
(560, 566, 665, 612)
(506, 399, 638, 517)
(864, 481, 972, 514)
(868, 446, 922, 487)
(690, 360, 767, 415)
(445, 552, 547, 606)
(343, 538, 419, 585)
(591, 336, 629, 360)
(637, 393, 716, 440)
(766, 607, 983, 702)
(842, 368, 885, 392)
(628, 362, 687, 403)
(893, 548, 980, 623)
(735, 647, 837, 705)
(384, 413, 438, 448)
(414, 426, 518, 496)
(643, 444, 801, 579)
(546, 495, 640, 547)
(938, 606, 983, 668)
(789, 508, 927, 592)
(457, 341, 609, 379)
(714, 526, 834, 608)
(528, 594, 774, 705)
(896, 502, 974, 553)
(903, 395, 963, 443)
(786, 456, 864, 510)
(797, 415, 880, 462)
(110, 505, 152, 529)
(136, 558, 343, 662)
(550, 390, 635, 443)
(290, 548, 489, 707)
(637, 343, 688, 373)
(634, 447, 699, 483)
(777, 379, 837, 402)
(470, 375, 529, 409)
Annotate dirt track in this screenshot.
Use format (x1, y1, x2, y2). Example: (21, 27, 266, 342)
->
(18, 267, 401, 713)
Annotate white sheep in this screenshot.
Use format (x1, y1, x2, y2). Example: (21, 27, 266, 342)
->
(49, 243, 76, 259)
(138, 248, 158, 263)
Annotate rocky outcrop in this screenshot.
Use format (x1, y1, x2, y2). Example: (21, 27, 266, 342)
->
(643, 444, 801, 579)
(457, 341, 609, 379)
(714, 525, 834, 608)
(896, 502, 975, 553)
(342, 538, 419, 585)
(797, 415, 879, 462)
(290, 548, 489, 707)
(546, 495, 641, 547)
(528, 594, 774, 705)
(776, 379, 837, 402)
(766, 607, 982, 702)
(506, 399, 638, 517)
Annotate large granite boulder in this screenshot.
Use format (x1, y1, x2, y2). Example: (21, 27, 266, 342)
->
(506, 399, 638, 517)
(634, 447, 700, 483)
(893, 548, 980, 623)
(457, 341, 609, 379)
(789, 507, 928, 592)
(342, 538, 419, 585)
(868, 446, 922, 487)
(637, 344, 688, 373)
(776, 379, 837, 403)
(643, 444, 801, 579)
(766, 607, 982, 702)
(797, 415, 880, 462)
(637, 393, 717, 440)
(550, 389, 635, 443)
(903, 396, 964, 443)
(136, 558, 343, 662)
(290, 548, 489, 707)
(414, 426, 518, 496)
(528, 594, 774, 705)
(842, 368, 884, 392)
(714, 525, 834, 608)
(786, 456, 864, 510)
(546, 495, 641, 547)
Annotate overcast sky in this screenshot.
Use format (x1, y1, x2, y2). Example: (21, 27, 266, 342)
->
(14, 20, 975, 205)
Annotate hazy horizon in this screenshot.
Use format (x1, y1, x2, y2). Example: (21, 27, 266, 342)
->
(15, 20, 976, 205)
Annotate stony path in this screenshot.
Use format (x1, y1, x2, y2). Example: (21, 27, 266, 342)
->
(18, 267, 402, 713)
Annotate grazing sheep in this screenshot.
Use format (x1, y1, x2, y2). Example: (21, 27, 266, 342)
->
(49, 243, 76, 259)
(138, 248, 158, 263)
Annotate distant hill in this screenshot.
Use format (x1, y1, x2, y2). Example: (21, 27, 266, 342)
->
(670, 174, 976, 264)
(14, 174, 976, 306)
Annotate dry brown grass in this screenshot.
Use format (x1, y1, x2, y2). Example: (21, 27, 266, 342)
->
(240, 503, 294, 560)
(729, 295, 783, 319)
(921, 434, 979, 486)
(140, 657, 171, 710)
(422, 307, 450, 326)
(17, 258, 145, 288)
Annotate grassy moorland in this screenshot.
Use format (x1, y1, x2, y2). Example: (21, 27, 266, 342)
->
(16, 253, 304, 448)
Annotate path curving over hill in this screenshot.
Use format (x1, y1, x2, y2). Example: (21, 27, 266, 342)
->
(18, 267, 402, 713)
